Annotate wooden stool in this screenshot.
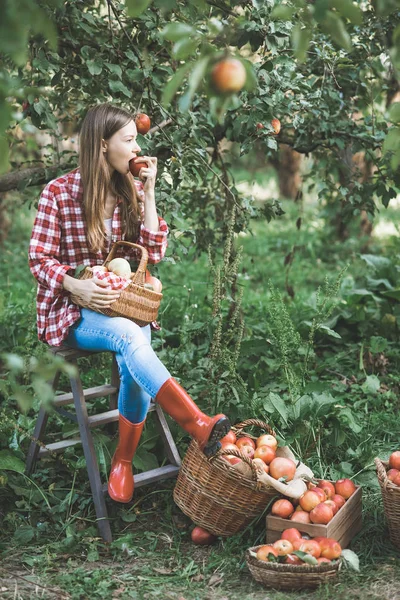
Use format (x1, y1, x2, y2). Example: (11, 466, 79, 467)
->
(25, 346, 181, 543)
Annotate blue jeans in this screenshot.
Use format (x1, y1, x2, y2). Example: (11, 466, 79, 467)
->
(65, 309, 171, 423)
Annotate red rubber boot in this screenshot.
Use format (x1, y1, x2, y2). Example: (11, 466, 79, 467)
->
(155, 378, 230, 456)
(108, 415, 145, 503)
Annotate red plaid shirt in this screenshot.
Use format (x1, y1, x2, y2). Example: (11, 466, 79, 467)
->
(29, 168, 168, 347)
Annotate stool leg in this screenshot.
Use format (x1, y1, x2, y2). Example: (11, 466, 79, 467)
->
(154, 404, 181, 468)
(70, 371, 113, 544)
(25, 370, 61, 476)
(25, 406, 50, 476)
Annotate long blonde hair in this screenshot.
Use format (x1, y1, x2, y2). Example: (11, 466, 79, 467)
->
(79, 103, 140, 253)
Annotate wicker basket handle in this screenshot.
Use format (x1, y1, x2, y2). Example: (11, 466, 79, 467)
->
(104, 241, 149, 285)
(211, 447, 261, 484)
(233, 418, 276, 438)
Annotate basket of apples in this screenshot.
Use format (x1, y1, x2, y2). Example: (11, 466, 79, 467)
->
(375, 450, 400, 549)
(173, 419, 307, 537)
(246, 528, 349, 590)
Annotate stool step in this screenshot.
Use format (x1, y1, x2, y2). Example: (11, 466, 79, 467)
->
(54, 384, 119, 407)
(102, 464, 180, 495)
(39, 438, 81, 456)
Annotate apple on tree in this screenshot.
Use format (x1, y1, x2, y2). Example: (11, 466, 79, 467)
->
(211, 58, 247, 94)
(135, 113, 151, 135)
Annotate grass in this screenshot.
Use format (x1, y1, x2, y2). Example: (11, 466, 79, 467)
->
(0, 185, 399, 599)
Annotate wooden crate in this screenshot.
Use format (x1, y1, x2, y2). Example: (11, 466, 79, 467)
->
(266, 484, 362, 549)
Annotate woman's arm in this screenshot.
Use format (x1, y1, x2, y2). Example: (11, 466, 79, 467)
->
(29, 184, 74, 292)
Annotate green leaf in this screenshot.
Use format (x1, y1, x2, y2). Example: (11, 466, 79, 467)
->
(125, 0, 153, 17)
(321, 11, 352, 52)
(0, 450, 25, 473)
(317, 324, 341, 339)
(341, 549, 360, 571)
(381, 289, 400, 301)
(362, 375, 380, 394)
(13, 525, 35, 545)
(179, 56, 210, 112)
(86, 59, 103, 76)
(271, 5, 295, 20)
(383, 127, 400, 154)
(331, 0, 363, 25)
(161, 22, 195, 41)
(108, 80, 132, 98)
(162, 63, 192, 105)
(370, 336, 389, 353)
(292, 24, 312, 62)
(268, 392, 288, 425)
(172, 37, 200, 60)
(389, 102, 400, 123)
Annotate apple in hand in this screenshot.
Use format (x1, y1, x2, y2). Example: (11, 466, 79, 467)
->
(129, 156, 147, 178)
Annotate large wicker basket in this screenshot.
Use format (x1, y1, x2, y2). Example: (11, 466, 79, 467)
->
(71, 241, 162, 326)
(173, 419, 280, 537)
(375, 457, 400, 549)
(246, 545, 340, 590)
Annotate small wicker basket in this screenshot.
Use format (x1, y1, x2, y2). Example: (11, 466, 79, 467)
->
(173, 419, 280, 537)
(71, 241, 162, 326)
(246, 545, 340, 590)
(375, 457, 400, 549)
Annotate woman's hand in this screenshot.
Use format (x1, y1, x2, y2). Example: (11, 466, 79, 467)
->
(135, 156, 157, 195)
(64, 275, 121, 309)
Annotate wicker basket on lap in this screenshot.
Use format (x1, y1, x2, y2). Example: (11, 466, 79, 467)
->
(71, 241, 162, 326)
(375, 457, 400, 549)
(173, 419, 280, 537)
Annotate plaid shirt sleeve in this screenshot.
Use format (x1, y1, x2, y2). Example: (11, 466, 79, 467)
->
(135, 181, 168, 264)
(29, 183, 73, 291)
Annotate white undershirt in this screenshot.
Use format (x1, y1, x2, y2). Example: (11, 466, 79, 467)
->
(104, 218, 112, 240)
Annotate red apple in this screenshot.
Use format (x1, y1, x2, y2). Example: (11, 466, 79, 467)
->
(299, 539, 321, 558)
(389, 451, 400, 471)
(332, 494, 346, 510)
(129, 157, 147, 177)
(273, 539, 294, 556)
(335, 479, 356, 500)
(317, 480, 335, 500)
(299, 490, 321, 512)
(271, 118, 281, 134)
(236, 437, 256, 450)
(211, 58, 247, 94)
(135, 113, 151, 135)
(387, 468, 399, 482)
(324, 500, 338, 516)
(290, 511, 310, 524)
(310, 503, 334, 525)
(271, 499, 295, 519)
(269, 457, 296, 482)
(281, 528, 302, 544)
(254, 445, 276, 465)
(256, 434, 278, 450)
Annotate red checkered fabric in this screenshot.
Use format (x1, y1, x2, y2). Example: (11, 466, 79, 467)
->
(90, 268, 131, 290)
(29, 168, 168, 347)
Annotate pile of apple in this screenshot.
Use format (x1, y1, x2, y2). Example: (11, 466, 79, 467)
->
(255, 527, 341, 566)
(219, 430, 297, 482)
(271, 478, 356, 525)
(386, 450, 400, 486)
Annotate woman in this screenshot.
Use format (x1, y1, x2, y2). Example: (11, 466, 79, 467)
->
(29, 103, 230, 503)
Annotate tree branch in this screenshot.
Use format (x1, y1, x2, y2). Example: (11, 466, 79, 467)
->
(0, 121, 172, 193)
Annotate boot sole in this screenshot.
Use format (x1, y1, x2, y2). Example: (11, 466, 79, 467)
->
(203, 417, 231, 457)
